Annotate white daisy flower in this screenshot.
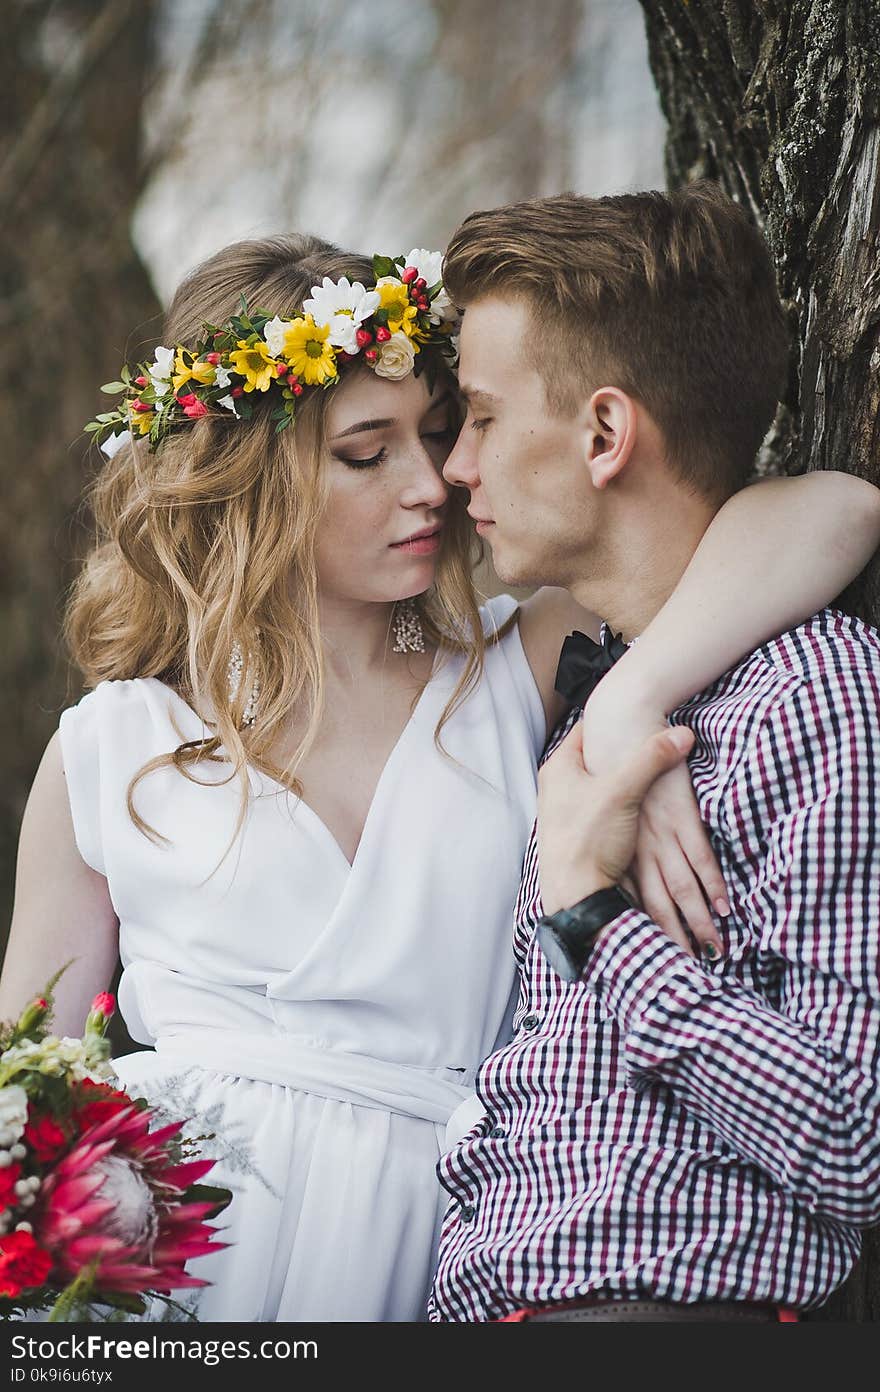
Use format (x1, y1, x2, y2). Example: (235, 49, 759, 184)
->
(263, 315, 288, 358)
(326, 315, 360, 355)
(403, 248, 456, 324)
(303, 277, 380, 347)
(404, 248, 443, 287)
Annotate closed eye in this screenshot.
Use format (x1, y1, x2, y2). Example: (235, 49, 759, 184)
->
(336, 446, 388, 469)
(471, 418, 492, 432)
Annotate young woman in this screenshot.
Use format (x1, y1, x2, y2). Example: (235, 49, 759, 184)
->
(2, 234, 878, 1322)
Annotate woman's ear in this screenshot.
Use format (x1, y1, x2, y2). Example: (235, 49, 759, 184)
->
(580, 387, 638, 490)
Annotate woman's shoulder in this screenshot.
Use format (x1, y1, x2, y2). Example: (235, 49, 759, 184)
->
(472, 593, 545, 758)
(59, 676, 204, 745)
(478, 591, 521, 638)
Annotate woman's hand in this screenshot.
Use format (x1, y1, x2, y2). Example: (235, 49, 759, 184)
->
(580, 679, 727, 959)
(630, 757, 728, 958)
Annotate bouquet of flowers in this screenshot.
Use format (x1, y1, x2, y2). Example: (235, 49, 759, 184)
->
(0, 971, 231, 1320)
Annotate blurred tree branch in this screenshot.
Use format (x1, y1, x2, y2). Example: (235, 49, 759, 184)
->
(0, 0, 135, 209)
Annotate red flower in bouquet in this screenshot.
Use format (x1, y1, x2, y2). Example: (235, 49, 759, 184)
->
(22, 1112, 67, 1165)
(0, 1231, 52, 1299)
(71, 1078, 132, 1132)
(36, 1100, 227, 1296)
(0, 973, 232, 1318)
(0, 1164, 22, 1210)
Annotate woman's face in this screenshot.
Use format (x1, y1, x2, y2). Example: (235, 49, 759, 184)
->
(314, 368, 458, 605)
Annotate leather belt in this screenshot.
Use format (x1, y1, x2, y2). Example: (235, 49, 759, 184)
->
(501, 1298, 797, 1323)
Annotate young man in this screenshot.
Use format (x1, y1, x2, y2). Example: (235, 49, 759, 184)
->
(429, 184, 880, 1322)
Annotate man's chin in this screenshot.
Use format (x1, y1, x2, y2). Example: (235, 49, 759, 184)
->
(488, 542, 544, 590)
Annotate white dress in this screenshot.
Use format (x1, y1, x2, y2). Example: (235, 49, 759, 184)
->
(57, 595, 544, 1322)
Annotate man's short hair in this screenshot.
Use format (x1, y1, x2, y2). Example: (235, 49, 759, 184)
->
(443, 183, 789, 502)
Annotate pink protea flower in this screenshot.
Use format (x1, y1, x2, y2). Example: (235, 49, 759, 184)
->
(35, 1103, 227, 1296)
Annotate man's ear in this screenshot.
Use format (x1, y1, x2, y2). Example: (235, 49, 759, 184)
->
(579, 388, 638, 490)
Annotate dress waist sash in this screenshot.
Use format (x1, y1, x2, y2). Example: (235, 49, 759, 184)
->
(152, 1027, 477, 1126)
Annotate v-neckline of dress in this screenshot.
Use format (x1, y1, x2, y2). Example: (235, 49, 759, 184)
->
(150, 646, 445, 873)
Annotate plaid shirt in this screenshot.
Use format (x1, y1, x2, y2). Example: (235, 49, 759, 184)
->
(429, 609, 880, 1320)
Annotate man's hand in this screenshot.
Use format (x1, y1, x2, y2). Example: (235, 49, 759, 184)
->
(537, 718, 695, 918)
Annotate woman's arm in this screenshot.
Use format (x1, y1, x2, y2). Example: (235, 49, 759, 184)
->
(519, 472, 880, 737)
(593, 471, 880, 722)
(0, 731, 119, 1037)
(580, 471, 880, 953)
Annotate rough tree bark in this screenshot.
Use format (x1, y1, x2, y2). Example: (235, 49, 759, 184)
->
(0, 0, 163, 906)
(639, 0, 880, 1322)
(0, 0, 162, 1047)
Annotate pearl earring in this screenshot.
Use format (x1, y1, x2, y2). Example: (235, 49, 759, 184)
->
(391, 598, 425, 653)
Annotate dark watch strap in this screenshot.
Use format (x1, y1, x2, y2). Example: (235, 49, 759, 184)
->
(536, 885, 633, 982)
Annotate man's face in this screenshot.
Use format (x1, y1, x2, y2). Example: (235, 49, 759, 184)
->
(443, 295, 595, 588)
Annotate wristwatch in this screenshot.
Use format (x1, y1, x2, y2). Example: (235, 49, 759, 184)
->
(536, 885, 634, 982)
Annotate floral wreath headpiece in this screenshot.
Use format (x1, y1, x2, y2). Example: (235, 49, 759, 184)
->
(88, 249, 458, 457)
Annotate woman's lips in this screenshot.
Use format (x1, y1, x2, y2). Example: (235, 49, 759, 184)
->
(390, 528, 443, 555)
(474, 520, 495, 535)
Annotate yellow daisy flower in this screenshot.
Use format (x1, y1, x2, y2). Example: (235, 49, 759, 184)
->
(376, 281, 420, 340)
(172, 351, 216, 394)
(227, 338, 279, 393)
(280, 316, 337, 386)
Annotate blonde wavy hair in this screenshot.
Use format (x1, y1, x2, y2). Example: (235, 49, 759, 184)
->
(65, 234, 505, 864)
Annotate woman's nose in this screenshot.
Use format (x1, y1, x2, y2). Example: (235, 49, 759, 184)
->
(401, 447, 451, 510)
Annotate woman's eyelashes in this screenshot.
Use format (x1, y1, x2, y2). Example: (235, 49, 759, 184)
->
(337, 446, 388, 470)
(470, 418, 491, 433)
(334, 423, 455, 470)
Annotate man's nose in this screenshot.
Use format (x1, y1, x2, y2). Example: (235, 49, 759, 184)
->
(442, 423, 479, 491)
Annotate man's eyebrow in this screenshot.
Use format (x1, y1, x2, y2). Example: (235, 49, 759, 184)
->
(458, 385, 500, 405)
(329, 417, 395, 440)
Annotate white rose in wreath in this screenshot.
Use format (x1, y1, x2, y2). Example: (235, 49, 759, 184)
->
(374, 331, 416, 381)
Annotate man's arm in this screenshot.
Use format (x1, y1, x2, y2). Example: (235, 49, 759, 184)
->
(538, 652, 880, 1226)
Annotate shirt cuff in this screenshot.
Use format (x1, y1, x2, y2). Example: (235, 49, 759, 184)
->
(579, 907, 715, 1037)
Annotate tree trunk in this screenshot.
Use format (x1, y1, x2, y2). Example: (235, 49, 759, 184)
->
(638, 0, 880, 1321)
(0, 0, 162, 1050)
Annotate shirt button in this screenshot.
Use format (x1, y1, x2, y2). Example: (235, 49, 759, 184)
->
(521, 1014, 539, 1031)
(489, 1125, 506, 1139)
(459, 1203, 475, 1223)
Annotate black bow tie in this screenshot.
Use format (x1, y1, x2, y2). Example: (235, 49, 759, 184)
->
(554, 627, 628, 708)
